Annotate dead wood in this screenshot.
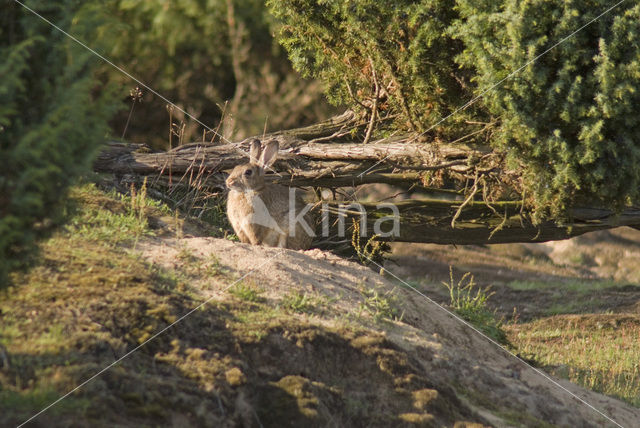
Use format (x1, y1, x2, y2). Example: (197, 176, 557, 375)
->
(94, 111, 640, 244)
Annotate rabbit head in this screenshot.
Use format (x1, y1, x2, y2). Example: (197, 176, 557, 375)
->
(226, 139, 279, 192)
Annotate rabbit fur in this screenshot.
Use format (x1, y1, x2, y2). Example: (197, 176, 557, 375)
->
(226, 139, 314, 250)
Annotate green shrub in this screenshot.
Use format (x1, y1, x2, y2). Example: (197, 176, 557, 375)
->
(271, 0, 640, 218)
(0, 2, 122, 287)
(454, 0, 640, 219)
(268, 0, 481, 140)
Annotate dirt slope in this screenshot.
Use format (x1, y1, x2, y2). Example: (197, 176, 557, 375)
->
(136, 235, 640, 427)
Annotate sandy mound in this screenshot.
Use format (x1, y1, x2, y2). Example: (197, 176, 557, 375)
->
(138, 236, 640, 427)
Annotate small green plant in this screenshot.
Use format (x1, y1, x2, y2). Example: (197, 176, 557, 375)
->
(442, 268, 508, 345)
(281, 291, 315, 314)
(0, 389, 91, 422)
(118, 178, 172, 215)
(176, 246, 198, 264)
(358, 286, 402, 323)
(129, 178, 148, 224)
(351, 220, 389, 266)
(228, 281, 264, 303)
(204, 254, 224, 277)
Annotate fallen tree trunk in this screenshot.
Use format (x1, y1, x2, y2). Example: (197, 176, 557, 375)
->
(94, 111, 640, 245)
(94, 111, 496, 191)
(326, 200, 640, 244)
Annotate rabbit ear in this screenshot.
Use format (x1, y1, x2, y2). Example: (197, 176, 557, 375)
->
(260, 141, 279, 168)
(249, 139, 262, 164)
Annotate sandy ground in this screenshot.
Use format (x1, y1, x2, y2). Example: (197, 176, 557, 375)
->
(137, 231, 640, 427)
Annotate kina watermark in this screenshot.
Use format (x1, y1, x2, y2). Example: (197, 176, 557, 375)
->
(244, 188, 402, 239)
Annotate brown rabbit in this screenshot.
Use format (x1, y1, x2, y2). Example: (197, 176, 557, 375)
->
(226, 139, 315, 250)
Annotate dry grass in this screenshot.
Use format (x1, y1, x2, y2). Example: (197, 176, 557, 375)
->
(507, 315, 640, 407)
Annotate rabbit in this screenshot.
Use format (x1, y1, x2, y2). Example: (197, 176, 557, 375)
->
(226, 139, 315, 250)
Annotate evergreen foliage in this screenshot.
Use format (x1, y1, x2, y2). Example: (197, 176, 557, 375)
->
(267, 0, 481, 140)
(0, 1, 121, 287)
(270, 0, 640, 217)
(455, 0, 640, 218)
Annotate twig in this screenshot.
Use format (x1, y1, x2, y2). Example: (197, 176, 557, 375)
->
(449, 120, 497, 146)
(262, 115, 269, 140)
(0, 344, 9, 370)
(385, 159, 467, 171)
(122, 87, 143, 140)
(451, 173, 479, 229)
(362, 57, 380, 145)
(488, 207, 509, 241)
(481, 178, 500, 217)
(344, 78, 367, 109)
(213, 101, 229, 144)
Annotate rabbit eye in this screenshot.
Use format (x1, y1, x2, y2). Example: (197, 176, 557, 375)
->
(244, 169, 253, 177)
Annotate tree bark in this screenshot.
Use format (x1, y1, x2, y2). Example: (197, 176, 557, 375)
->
(326, 200, 640, 244)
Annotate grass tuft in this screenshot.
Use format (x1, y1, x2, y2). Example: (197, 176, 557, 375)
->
(228, 281, 265, 303)
(281, 292, 315, 314)
(442, 267, 508, 345)
(351, 219, 390, 266)
(358, 286, 403, 323)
